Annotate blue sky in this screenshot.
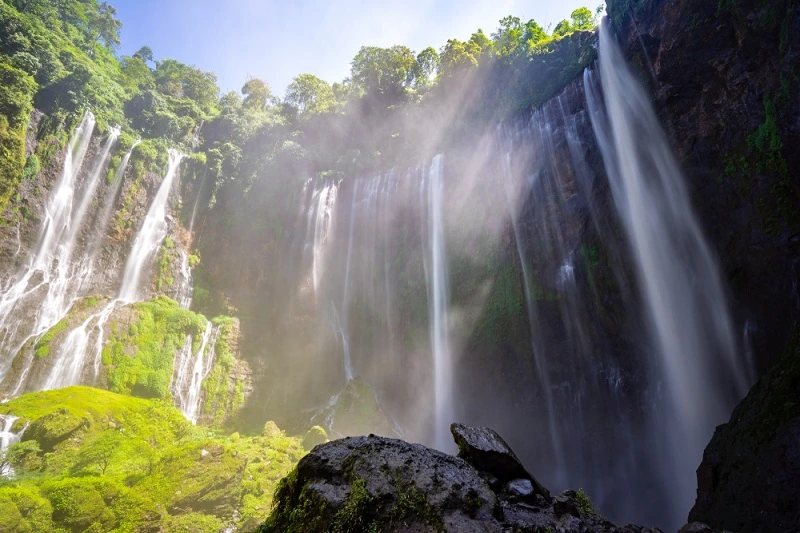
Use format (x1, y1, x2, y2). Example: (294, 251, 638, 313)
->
(113, 0, 599, 96)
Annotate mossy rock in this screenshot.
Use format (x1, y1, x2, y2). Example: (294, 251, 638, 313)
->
(262, 420, 282, 438)
(0, 494, 26, 533)
(23, 408, 90, 452)
(0, 387, 305, 531)
(302, 426, 328, 451)
(161, 512, 225, 532)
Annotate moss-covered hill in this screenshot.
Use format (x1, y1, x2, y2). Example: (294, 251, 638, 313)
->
(0, 386, 308, 532)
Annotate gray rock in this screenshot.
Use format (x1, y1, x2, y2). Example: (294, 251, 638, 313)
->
(451, 423, 551, 501)
(262, 428, 662, 533)
(505, 478, 534, 499)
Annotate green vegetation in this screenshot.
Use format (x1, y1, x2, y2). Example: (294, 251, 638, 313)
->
(156, 235, 177, 290)
(575, 489, 599, 517)
(33, 317, 68, 358)
(720, 78, 798, 235)
(200, 315, 245, 426)
(0, 387, 306, 532)
(262, 464, 448, 533)
(101, 296, 207, 399)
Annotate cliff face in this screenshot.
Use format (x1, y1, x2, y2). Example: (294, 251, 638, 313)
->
(611, 0, 800, 370)
(0, 117, 250, 425)
(688, 329, 800, 531)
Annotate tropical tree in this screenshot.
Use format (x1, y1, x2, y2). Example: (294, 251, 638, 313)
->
(414, 47, 440, 88)
(133, 46, 154, 64)
(492, 16, 524, 58)
(350, 45, 417, 103)
(285, 74, 335, 116)
(571, 7, 595, 29)
(242, 78, 272, 112)
(438, 39, 481, 79)
(553, 19, 573, 38)
(88, 2, 122, 50)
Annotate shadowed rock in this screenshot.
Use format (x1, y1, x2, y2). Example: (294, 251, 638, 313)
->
(262, 426, 663, 532)
(451, 422, 551, 501)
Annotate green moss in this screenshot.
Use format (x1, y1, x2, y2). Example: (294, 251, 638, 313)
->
(34, 318, 69, 358)
(21, 154, 39, 180)
(161, 512, 225, 532)
(0, 387, 305, 532)
(156, 239, 178, 291)
(200, 316, 240, 426)
(469, 261, 526, 347)
(719, 89, 798, 235)
(386, 480, 445, 531)
(0, 486, 53, 533)
(0, 61, 36, 215)
(102, 296, 207, 399)
(332, 478, 379, 533)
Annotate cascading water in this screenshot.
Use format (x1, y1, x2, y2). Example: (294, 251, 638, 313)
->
(286, 67, 744, 525)
(330, 303, 353, 382)
(0, 414, 25, 476)
(34, 141, 140, 392)
(119, 149, 184, 302)
(499, 147, 566, 486)
(171, 322, 218, 424)
(39, 124, 122, 308)
(421, 155, 454, 451)
(0, 111, 102, 382)
(308, 183, 338, 299)
(39, 149, 186, 393)
(583, 21, 753, 527)
(87, 140, 141, 262)
(177, 249, 193, 309)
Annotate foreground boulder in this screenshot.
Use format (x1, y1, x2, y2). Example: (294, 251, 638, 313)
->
(688, 332, 800, 532)
(451, 423, 551, 501)
(261, 424, 661, 532)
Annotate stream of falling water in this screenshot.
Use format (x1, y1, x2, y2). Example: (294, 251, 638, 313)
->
(177, 249, 193, 309)
(0, 112, 98, 382)
(421, 155, 454, 451)
(584, 20, 753, 528)
(171, 322, 218, 424)
(0, 414, 26, 476)
(37, 148, 184, 392)
(86, 140, 141, 263)
(119, 150, 184, 302)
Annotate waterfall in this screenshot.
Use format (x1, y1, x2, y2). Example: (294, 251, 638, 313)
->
(308, 183, 338, 298)
(177, 249, 193, 309)
(188, 172, 207, 235)
(171, 322, 217, 424)
(0, 116, 121, 393)
(330, 303, 353, 382)
(500, 148, 566, 485)
(41, 315, 94, 391)
(583, 21, 753, 527)
(119, 150, 184, 302)
(0, 414, 26, 476)
(422, 155, 453, 451)
(39, 124, 121, 309)
(88, 140, 140, 259)
(0, 112, 100, 381)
